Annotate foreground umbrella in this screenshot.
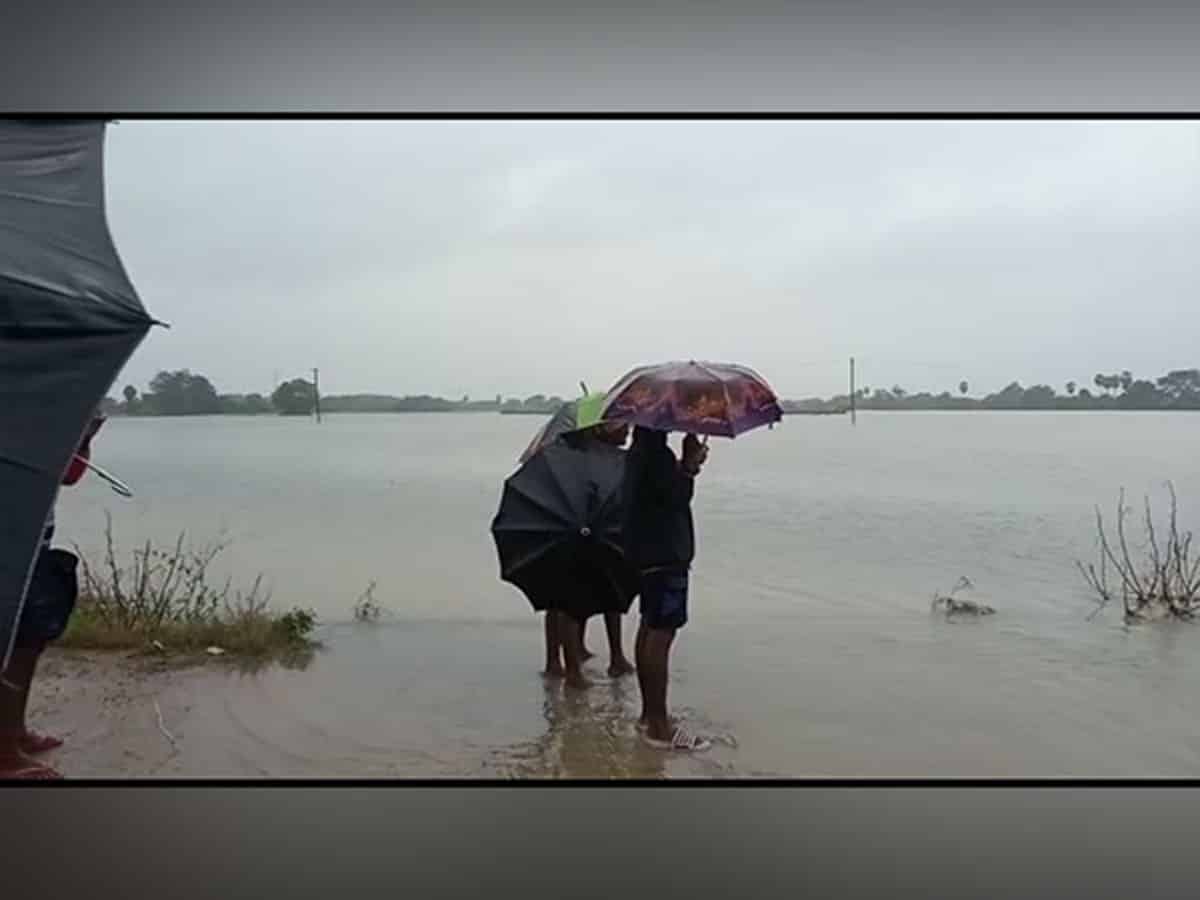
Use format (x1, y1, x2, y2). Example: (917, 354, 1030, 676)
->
(491, 441, 637, 621)
(601, 360, 784, 438)
(517, 392, 606, 464)
(0, 120, 159, 669)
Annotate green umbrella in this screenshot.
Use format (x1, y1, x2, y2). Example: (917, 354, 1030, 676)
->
(518, 391, 609, 464)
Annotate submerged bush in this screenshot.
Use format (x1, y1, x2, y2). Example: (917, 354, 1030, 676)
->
(1078, 483, 1200, 622)
(352, 581, 384, 623)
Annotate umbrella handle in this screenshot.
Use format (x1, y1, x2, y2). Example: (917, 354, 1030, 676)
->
(76, 455, 134, 498)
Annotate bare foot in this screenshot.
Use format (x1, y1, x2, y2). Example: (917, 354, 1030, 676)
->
(608, 658, 635, 678)
(20, 730, 64, 755)
(0, 751, 63, 780)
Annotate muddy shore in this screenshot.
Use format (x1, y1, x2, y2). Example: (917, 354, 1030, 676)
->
(28, 650, 233, 777)
(26, 645, 737, 779)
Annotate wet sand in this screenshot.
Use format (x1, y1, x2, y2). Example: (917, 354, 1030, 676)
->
(27, 637, 739, 779)
(29, 650, 217, 778)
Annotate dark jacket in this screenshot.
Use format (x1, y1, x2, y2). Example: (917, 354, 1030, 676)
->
(621, 427, 695, 573)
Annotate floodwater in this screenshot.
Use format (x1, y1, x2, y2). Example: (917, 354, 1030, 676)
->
(46, 411, 1200, 777)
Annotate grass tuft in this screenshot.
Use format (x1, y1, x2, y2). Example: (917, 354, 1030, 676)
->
(60, 513, 321, 661)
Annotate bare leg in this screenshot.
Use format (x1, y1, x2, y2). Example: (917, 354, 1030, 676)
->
(560, 613, 592, 690)
(579, 616, 595, 661)
(1, 647, 37, 736)
(13, 649, 36, 727)
(634, 620, 650, 727)
(543, 611, 564, 678)
(15, 646, 62, 753)
(604, 613, 634, 677)
(0, 646, 61, 778)
(640, 627, 677, 743)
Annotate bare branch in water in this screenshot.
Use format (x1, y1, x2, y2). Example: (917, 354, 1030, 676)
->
(1079, 483, 1200, 622)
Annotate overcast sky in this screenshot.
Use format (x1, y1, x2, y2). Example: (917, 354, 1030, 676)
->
(103, 120, 1200, 400)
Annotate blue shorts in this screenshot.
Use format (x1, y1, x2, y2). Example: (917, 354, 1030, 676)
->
(639, 569, 689, 631)
(15, 548, 79, 648)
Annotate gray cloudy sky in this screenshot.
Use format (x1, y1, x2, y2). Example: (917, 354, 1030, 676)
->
(103, 120, 1200, 400)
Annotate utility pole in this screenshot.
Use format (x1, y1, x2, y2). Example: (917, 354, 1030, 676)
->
(849, 356, 856, 426)
(312, 367, 321, 423)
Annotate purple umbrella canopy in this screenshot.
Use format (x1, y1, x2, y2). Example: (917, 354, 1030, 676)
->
(600, 360, 784, 438)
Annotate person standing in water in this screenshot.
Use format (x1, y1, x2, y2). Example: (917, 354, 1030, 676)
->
(0, 414, 104, 779)
(544, 420, 636, 690)
(622, 426, 710, 752)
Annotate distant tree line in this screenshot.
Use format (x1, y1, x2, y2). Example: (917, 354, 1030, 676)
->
(111, 370, 315, 417)
(319, 393, 564, 414)
(106, 366, 1200, 418)
(783, 368, 1200, 413)
(106, 370, 566, 417)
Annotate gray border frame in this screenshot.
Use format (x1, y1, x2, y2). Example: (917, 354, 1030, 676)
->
(4, 3, 1200, 896)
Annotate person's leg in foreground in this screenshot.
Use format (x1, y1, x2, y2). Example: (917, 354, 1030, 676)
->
(0, 637, 63, 778)
(558, 612, 591, 690)
(578, 616, 595, 661)
(0, 551, 76, 780)
(1, 415, 101, 777)
(637, 570, 708, 751)
(15, 646, 62, 754)
(543, 611, 565, 678)
(604, 612, 634, 677)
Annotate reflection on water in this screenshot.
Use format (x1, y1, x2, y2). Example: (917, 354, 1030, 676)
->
(46, 412, 1200, 776)
(225, 644, 321, 676)
(485, 678, 737, 779)
(488, 680, 668, 779)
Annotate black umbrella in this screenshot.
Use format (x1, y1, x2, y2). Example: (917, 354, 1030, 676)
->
(491, 441, 637, 621)
(0, 120, 160, 669)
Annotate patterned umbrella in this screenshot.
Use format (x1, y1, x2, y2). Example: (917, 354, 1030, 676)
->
(600, 360, 783, 438)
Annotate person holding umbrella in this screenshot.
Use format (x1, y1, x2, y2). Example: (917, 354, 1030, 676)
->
(623, 428, 710, 750)
(494, 395, 639, 692)
(557, 420, 635, 686)
(0, 415, 103, 779)
(604, 360, 783, 752)
(1, 119, 157, 778)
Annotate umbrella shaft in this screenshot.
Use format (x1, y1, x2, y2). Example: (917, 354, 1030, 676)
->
(77, 455, 133, 497)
